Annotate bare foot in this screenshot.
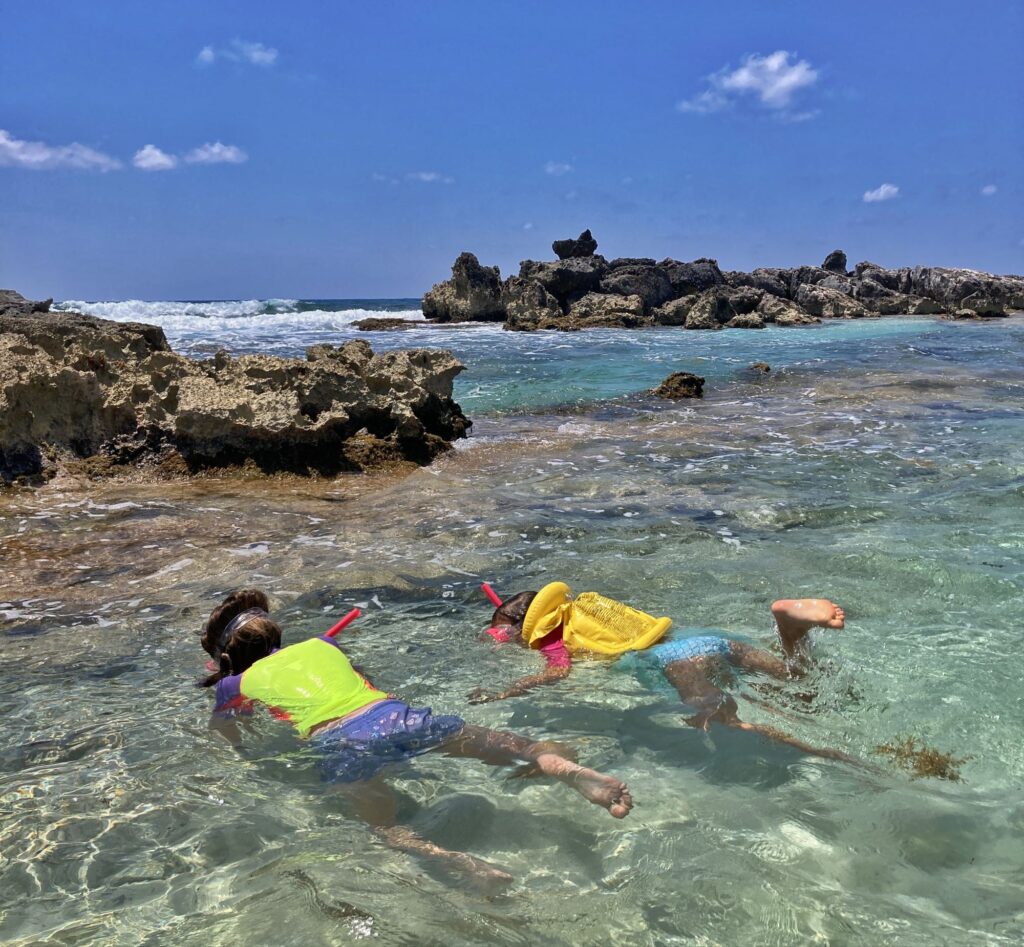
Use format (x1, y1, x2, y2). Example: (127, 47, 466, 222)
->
(536, 753, 633, 818)
(771, 598, 845, 656)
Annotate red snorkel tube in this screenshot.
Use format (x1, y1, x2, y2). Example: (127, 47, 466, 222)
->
(325, 607, 361, 638)
(481, 583, 512, 642)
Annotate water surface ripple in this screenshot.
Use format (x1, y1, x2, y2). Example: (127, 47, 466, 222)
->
(2, 315, 1023, 945)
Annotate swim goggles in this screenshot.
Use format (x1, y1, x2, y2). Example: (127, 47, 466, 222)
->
(217, 607, 269, 651)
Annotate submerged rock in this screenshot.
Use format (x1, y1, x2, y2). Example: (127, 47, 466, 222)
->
(1, 305, 470, 485)
(653, 372, 705, 399)
(353, 317, 423, 331)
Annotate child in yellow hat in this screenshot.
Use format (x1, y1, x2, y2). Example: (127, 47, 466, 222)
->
(473, 582, 853, 764)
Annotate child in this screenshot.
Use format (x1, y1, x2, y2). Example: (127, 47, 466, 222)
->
(472, 583, 854, 764)
(198, 589, 633, 888)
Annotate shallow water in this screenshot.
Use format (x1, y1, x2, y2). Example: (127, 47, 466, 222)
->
(3, 309, 1023, 945)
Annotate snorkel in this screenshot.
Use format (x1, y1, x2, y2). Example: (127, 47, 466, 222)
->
(481, 583, 513, 642)
(325, 607, 361, 638)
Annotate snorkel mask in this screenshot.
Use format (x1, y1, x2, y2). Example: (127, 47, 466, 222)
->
(480, 583, 513, 642)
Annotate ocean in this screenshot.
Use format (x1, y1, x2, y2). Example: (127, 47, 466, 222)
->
(2, 298, 1022, 945)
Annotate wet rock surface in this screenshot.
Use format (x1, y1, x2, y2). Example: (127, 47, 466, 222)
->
(653, 371, 705, 399)
(422, 234, 1024, 331)
(1, 299, 470, 485)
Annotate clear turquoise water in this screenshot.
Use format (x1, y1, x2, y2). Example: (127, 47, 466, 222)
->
(2, 310, 1023, 945)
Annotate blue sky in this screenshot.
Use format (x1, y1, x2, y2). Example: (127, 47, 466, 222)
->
(2, 0, 1022, 299)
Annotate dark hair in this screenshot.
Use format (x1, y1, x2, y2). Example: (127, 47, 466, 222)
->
(491, 590, 537, 632)
(198, 589, 282, 688)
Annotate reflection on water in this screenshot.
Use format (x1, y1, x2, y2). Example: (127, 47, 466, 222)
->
(2, 317, 1023, 945)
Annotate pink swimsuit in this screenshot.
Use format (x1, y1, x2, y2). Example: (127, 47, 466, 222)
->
(535, 628, 572, 668)
(483, 624, 572, 667)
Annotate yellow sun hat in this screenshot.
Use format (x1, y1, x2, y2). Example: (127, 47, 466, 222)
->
(522, 581, 672, 656)
(522, 582, 573, 646)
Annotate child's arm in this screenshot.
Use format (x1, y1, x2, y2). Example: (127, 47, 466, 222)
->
(208, 711, 245, 748)
(468, 662, 571, 704)
(207, 672, 253, 747)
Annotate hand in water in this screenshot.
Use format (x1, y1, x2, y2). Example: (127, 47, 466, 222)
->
(467, 687, 498, 705)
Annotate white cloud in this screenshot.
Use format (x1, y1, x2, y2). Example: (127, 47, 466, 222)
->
(981, 184, 998, 196)
(405, 171, 454, 183)
(678, 51, 818, 116)
(863, 183, 899, 203)
(545, 161, 573, 176)
(133, 144, 178, 171)
(185, 142, 248, 165)
(523, 222, 534, 230)
(0, 128, 121, 172)
(197, 39, 278, 67)
(233, 40, 277, 65)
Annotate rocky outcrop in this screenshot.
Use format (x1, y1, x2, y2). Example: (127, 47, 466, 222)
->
(599, 260, 673, 311)
(0, 289, 53, 315)
(1, 303, 470, 485)
(502, 276, 565, 331)
(654, 286, 762, 330)
(821, 249, 848, 274)
(795, 284, 871, 318)
(353, 317, 424, 331)
(756, 295, 819, 326)
(724, 267, 789, 298)
(662, 258, 725, 296)
(422, 252, 505, 322)
(567, 292, 649, 328)
(653, 372, 705, 399)
(422, 237, 1024, 331)
(552, 229, 598, 259)
(518, 256, 608, 306)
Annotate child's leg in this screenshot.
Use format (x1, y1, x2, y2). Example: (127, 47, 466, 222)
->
(662, 657, 859, 764)
(725, 598, 846, 680)
(771, 598, 845, 658)
(441, 725, 633, 819)
(727, 641, 795, 680)
(342, 775, 514, 890)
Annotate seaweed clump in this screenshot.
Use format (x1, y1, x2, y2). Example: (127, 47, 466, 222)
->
(874, 736, 969, 781)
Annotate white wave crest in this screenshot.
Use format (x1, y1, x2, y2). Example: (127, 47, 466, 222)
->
(54, 299, 426, 345)
(56, 298, 301, 321)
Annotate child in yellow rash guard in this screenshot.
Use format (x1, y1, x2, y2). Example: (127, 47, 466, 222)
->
(197, 590, 634, 887)
(472, 582, 856, 766)
(215, 634, 391, 739)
